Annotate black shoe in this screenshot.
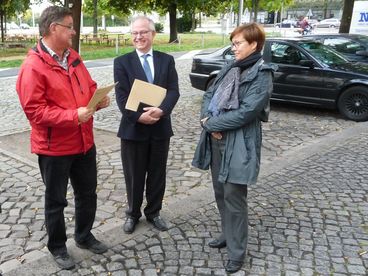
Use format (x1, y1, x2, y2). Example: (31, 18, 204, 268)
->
(123, 217, 139, 234)
(225, 260, 243, 273)
(52, 250, 75, 270)
(147, 216, 168, 231)
(208, 239, 226, 249)
(76, 238, 108, 254)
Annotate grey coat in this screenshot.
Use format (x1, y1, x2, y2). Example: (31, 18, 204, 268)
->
(192, 58, 276, 185)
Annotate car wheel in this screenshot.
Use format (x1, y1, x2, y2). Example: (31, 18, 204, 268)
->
(329, 24, 335, 28)
(206, 78, 216, 90)
(337, 86, 368, 121)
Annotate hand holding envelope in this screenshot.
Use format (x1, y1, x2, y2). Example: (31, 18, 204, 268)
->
(125, 79, 167, 112)
(87, 82, 118, 109)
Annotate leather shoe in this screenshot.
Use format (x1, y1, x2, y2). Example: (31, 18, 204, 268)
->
(208, 239, 226, 249)
(147, 216, 168, 231)
(52, 250, 75, 270)
(76, 237, 108, 254)
(123, 217, 139, 234)
(225, 260, 243, 273)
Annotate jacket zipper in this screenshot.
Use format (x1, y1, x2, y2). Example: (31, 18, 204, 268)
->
(74, 72, 84, 94)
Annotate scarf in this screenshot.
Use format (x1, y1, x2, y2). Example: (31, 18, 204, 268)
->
(208, 51, 262, 116)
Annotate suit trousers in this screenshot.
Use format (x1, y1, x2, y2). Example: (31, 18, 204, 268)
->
(210, 136, 248, 262)
(121, 138, 170, 220)
(38, 145, 97, 254)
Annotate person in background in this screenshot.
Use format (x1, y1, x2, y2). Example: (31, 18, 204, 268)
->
(16, 6, 109, 270)
(114, 16, 179, 234)
(299, 16, 312, 34)
(192, 23, 276, 273)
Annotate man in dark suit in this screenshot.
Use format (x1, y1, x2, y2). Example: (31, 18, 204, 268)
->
(113, 16, 179, 234)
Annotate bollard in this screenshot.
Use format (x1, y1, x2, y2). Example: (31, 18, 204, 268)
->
(115, 37, 119, 55)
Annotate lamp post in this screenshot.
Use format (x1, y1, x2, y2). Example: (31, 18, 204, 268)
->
(237, 0, 243, 26)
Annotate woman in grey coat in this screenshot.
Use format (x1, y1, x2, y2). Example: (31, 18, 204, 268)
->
(192, 23, 276, 273)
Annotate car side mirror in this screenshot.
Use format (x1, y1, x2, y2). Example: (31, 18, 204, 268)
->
(299, 60, 314, 68)
(356, 50, 368, 56)
(224, 54, 234, 60)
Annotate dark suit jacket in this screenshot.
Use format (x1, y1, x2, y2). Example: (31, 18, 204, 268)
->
(114, 50, 180, 141)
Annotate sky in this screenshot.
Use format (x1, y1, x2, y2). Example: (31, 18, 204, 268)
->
(31, 0, 53, 13)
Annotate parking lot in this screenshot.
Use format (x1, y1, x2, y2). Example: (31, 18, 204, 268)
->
(0, 56, 367, 275)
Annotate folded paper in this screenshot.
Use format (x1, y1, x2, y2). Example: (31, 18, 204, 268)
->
(125, 79, 166, 112)
(87, 82, 118, 109)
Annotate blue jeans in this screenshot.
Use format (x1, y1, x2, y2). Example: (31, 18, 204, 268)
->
(38, 145, 97, 254)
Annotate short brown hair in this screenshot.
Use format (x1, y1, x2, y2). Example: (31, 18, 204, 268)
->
(230, 23, 265, 52)
(39, 6, 72, 37)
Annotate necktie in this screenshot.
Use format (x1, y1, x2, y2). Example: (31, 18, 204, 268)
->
(142, 54, 153, 83)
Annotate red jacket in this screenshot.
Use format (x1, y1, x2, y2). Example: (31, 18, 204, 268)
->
(16, 42, 97, 156)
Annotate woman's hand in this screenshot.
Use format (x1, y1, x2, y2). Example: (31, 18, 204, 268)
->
(211, 132, 222, 140)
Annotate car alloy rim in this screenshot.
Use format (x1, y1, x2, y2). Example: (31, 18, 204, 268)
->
(344, 92, 368, 117)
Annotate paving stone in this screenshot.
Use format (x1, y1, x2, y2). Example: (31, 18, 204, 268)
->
(1, 58, 368, 275)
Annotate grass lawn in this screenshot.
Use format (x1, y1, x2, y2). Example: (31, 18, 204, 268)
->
(0, 32, 279, 68)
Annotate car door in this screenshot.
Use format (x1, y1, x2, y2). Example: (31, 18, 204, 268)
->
(266, 41, 325, 104)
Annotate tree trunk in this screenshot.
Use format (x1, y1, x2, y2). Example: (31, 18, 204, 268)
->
(168, 3, 178, 43)
(0, 10, 4, 43)
(339, 0, 354, 33)
(71, 0, 82, 52)
(323, 0, 328, 19)
(191, 11, 196, 32)
(253, 0, 259, 23)
(93, 0, 97, 37)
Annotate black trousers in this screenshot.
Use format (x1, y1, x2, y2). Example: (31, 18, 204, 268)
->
(38, 145, 97, 254)
(210, 136, 249, 262)
(121, 139, 170, 220)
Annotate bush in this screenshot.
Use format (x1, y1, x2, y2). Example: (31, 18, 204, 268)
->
(155, 23, 164, 33)
(177, 15, 196, 33)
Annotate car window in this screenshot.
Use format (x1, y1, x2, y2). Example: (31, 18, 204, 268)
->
(324, 37, 364, 54)
(270, 42, 307, 65)
(299, 42, 347, 65)
(223, 48, 234, 60)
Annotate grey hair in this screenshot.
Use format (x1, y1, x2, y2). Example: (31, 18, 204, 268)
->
(131, 16, 156, 32)
(39, 6, 72, 37)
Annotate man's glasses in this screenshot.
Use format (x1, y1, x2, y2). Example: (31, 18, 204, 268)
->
(54, 23, 74, 31)
(231, 40, 246, 48)
(131, 30, 152, 37)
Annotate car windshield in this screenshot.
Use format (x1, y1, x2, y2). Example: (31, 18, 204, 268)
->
(356, 35, 368, 45)
(298, 41, 348, 65)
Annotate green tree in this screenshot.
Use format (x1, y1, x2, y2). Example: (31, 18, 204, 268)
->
(0, 0, 31, 42)
(258, 0, 294, 23)
(108, 0, 233, 43)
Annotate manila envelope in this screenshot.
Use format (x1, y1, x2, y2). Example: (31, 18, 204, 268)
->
(125, 79, 167, 111)
(87, 82, 118, 109)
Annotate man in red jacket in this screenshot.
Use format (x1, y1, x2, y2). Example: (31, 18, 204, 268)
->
(16, 6, 109, 270)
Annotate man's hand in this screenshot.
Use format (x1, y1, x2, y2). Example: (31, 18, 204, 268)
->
(142, 107, 164, 118)
(137, 108, 160, 125)
(96, 96, 110, 109)
(78, 107, 95, 123)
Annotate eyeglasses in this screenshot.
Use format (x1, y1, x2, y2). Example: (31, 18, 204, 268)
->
(231, 40, 247, 48)
(131, 30, 152, 37)
(54, 23, 74, 31)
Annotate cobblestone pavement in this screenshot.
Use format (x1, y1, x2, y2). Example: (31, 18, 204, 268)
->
(0, 56, 367, 275)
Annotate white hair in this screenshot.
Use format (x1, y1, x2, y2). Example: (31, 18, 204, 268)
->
(131, 16, 156, 32)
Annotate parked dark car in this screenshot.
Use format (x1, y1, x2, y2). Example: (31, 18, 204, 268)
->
(304, 34, 368, 63)
(189, 37, 368, 121)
